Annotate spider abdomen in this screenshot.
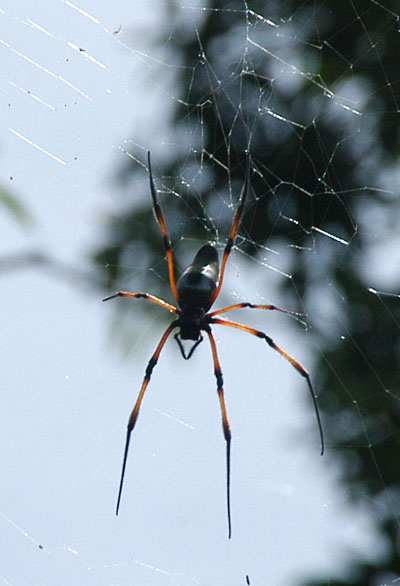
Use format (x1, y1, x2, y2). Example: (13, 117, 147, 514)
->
(178, 271, 215, 310)
(177, 244, 219, 311)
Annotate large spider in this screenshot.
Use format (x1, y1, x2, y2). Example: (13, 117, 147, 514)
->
(103, 152, 324, 538)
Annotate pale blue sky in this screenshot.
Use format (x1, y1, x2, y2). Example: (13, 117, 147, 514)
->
(0, 3, 383, 585)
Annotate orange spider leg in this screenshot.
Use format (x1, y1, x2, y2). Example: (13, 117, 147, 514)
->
(208, 302, 304, 318)
(116, 321, 178, 515)
(205, 326, 232, 539)
(103, 291, 178, 313)
(148, 152, 179, 302)
(210, 157, 250, 305)
(210, 317, 324, 455)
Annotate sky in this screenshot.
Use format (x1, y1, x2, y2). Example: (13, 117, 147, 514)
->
(0, 2, 385, 585)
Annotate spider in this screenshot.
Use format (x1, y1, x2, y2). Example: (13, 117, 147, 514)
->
(103, 152, 324, 538)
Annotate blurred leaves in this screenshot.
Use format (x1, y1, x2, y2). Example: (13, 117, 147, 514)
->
(0, 184, 34, 227)
(94, 1, 400, 583)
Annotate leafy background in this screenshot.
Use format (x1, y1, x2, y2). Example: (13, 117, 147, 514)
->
(2, 1, 400, 585)
(95, 1, 400, 583)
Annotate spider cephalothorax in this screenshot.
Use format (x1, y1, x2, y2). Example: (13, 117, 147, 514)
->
(103, 151, 324, 538)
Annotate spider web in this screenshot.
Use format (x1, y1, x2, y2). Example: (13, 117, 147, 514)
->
(1, 1, 400, 585)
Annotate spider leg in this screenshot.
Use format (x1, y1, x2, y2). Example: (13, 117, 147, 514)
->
(116, 320, 178, 515)
(205, 326, 232, 539)
(148, 151, 179, 301)
(208, 302, 305, 319)
(102, 291, 178, 313)
(210, 317, 324, 456)
(210, 156, 251, 305)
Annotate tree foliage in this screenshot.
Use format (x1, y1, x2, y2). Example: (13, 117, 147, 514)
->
(95, 2, 400, 582)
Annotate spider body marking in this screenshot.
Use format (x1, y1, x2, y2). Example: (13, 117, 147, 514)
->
(103, 151, 324, 539)
(175, 243, 218, 343)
